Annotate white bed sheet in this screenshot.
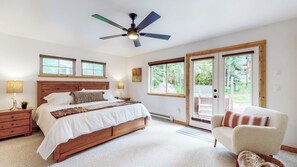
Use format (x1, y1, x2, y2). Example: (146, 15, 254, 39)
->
(33, 100, 151, 160)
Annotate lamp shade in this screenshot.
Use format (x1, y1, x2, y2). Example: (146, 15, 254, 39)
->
(117, 81, 124, 89)
(6, 80, 23, 93)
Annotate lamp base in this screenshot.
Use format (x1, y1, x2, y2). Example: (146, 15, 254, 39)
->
(119, 90, 124, 98)
(10, 97, 20, 110)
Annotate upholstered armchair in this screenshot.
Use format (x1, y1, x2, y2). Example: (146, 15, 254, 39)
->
(211, 106, 288, 155)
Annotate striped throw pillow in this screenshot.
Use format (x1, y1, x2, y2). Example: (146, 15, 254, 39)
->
(222, 111, 269, 128)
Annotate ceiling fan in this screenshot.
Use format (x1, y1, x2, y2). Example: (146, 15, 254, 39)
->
(92, 11, 171, 47)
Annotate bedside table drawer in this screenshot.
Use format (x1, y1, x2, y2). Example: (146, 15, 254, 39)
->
(0, 126, 29, 138)
(0, 119, 29, 130)
(0, 113, 30, 122)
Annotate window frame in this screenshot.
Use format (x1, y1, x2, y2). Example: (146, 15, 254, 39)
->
(148, 57, 185, 98)
(39, 54, 76, 76)
(81, 60, 106, 77)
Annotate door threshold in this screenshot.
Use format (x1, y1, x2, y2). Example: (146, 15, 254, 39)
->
(191, 117, 211, 124)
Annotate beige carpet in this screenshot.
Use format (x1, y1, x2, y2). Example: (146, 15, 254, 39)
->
(0, 118, 296, 167)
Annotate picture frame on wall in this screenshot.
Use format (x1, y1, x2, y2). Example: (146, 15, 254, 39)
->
(132, 68, 142, 82)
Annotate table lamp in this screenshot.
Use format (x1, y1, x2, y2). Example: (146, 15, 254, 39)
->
(6, 80, 23, 110)
(117, 81, 124, 98)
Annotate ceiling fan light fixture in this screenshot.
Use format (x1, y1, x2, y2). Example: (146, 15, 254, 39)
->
(128, 31, 139, 40)
(93, 11, 170, 47)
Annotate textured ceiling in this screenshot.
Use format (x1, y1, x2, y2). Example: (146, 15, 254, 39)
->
(1, 0, 297, 57)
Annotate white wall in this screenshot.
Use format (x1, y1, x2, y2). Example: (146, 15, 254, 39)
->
(127, 18, 297, 148)
(0, 33, 128, 110)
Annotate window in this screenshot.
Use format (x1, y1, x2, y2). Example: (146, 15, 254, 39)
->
(148, 57, 185, 95)
(40, 55, 76, 75)
(81, 60, 106, 77)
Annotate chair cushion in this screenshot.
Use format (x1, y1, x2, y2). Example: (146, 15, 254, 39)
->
(212, 127, 233, 150)
(222, 111, 269, 128)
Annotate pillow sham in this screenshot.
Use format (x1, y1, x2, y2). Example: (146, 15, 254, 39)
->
(222, 111, 269, 128)
(81, 89, 117, 100)
(71, 91, 106, 104)
(44, 92, 73, 105)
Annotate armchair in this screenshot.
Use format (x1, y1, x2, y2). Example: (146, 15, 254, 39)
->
(211, 106, 288, 155)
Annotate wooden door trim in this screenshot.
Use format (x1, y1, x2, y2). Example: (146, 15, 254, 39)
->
(185, 40, 266, 124)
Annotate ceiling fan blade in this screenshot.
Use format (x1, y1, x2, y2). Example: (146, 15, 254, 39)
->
(99, 34, 127, 40)
(92, 14, 128, 31)
(140, 33, 171, 40)
(133, 39, 141, 47)
(136, 11, 161, 31)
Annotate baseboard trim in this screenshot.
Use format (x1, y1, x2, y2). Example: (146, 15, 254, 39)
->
(173, 119, 188, 126)
(281, 145, 297, 154)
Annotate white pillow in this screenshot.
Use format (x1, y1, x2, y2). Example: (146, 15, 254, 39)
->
(44, 92, 73, 105)
(82, 89, 116, 101)
(103, 90, 117, 100)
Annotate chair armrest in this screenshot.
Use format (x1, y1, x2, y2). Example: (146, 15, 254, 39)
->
(232, 125, 282, 155)
(211, 115, 224, 130)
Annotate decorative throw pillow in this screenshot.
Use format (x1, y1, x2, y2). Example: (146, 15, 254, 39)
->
(222, 111, 269, 128)
(238, 151, 280, 167)
(71, 91, 106, 104)
(81, 89, 117, 101)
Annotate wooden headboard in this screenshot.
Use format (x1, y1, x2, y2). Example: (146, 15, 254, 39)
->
(37, 81, 109, 107)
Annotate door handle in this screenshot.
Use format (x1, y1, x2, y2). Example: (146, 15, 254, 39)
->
(214, 89, 217, 92)
(213, 95, 218, 98)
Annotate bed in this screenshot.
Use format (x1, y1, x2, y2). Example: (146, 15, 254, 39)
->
(34, 81, 150, 162)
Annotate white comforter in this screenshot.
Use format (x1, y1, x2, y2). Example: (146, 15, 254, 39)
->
(33, 100, 151, 160)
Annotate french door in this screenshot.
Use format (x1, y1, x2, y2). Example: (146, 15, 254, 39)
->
(189, 47, 259, 130)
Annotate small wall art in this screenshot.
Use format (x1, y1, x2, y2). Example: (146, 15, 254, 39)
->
(132, 68, 142, 82)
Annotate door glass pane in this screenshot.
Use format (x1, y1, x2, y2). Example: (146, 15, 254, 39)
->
(151, 64, 166, 93)
(224, 54, 252, 112)
(193, 59, 213, 120)
(167, 62, 184, 94)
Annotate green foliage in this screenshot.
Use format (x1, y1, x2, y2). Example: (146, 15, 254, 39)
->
(224, 55, 253, 106)
(151, 64, 166, 88)
(167, 62, 184, 94)
(194, 60, 213, 85)
(151, 62, 184, 94)
(225, 55, 251, 89)
(21, 101, 28, 105)
(193, 56, 250, 86)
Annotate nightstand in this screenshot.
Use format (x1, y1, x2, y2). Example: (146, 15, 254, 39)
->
(0, 108, 32, 139)
(119, 97, 131, 101)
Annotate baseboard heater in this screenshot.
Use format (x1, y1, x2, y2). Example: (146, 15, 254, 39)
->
(150, 112, 173, 121)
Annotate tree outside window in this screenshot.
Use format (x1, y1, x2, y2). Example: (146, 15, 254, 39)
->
(150, 60, 184, 95)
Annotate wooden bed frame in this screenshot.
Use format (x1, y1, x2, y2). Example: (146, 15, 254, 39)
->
(37, 81, 148, 162)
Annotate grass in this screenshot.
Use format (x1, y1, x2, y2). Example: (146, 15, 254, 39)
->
(225, 83, 252, 105)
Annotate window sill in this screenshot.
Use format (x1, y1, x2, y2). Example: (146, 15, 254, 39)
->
(147, 93, 185, 98)
(38, 74, 107, 79)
